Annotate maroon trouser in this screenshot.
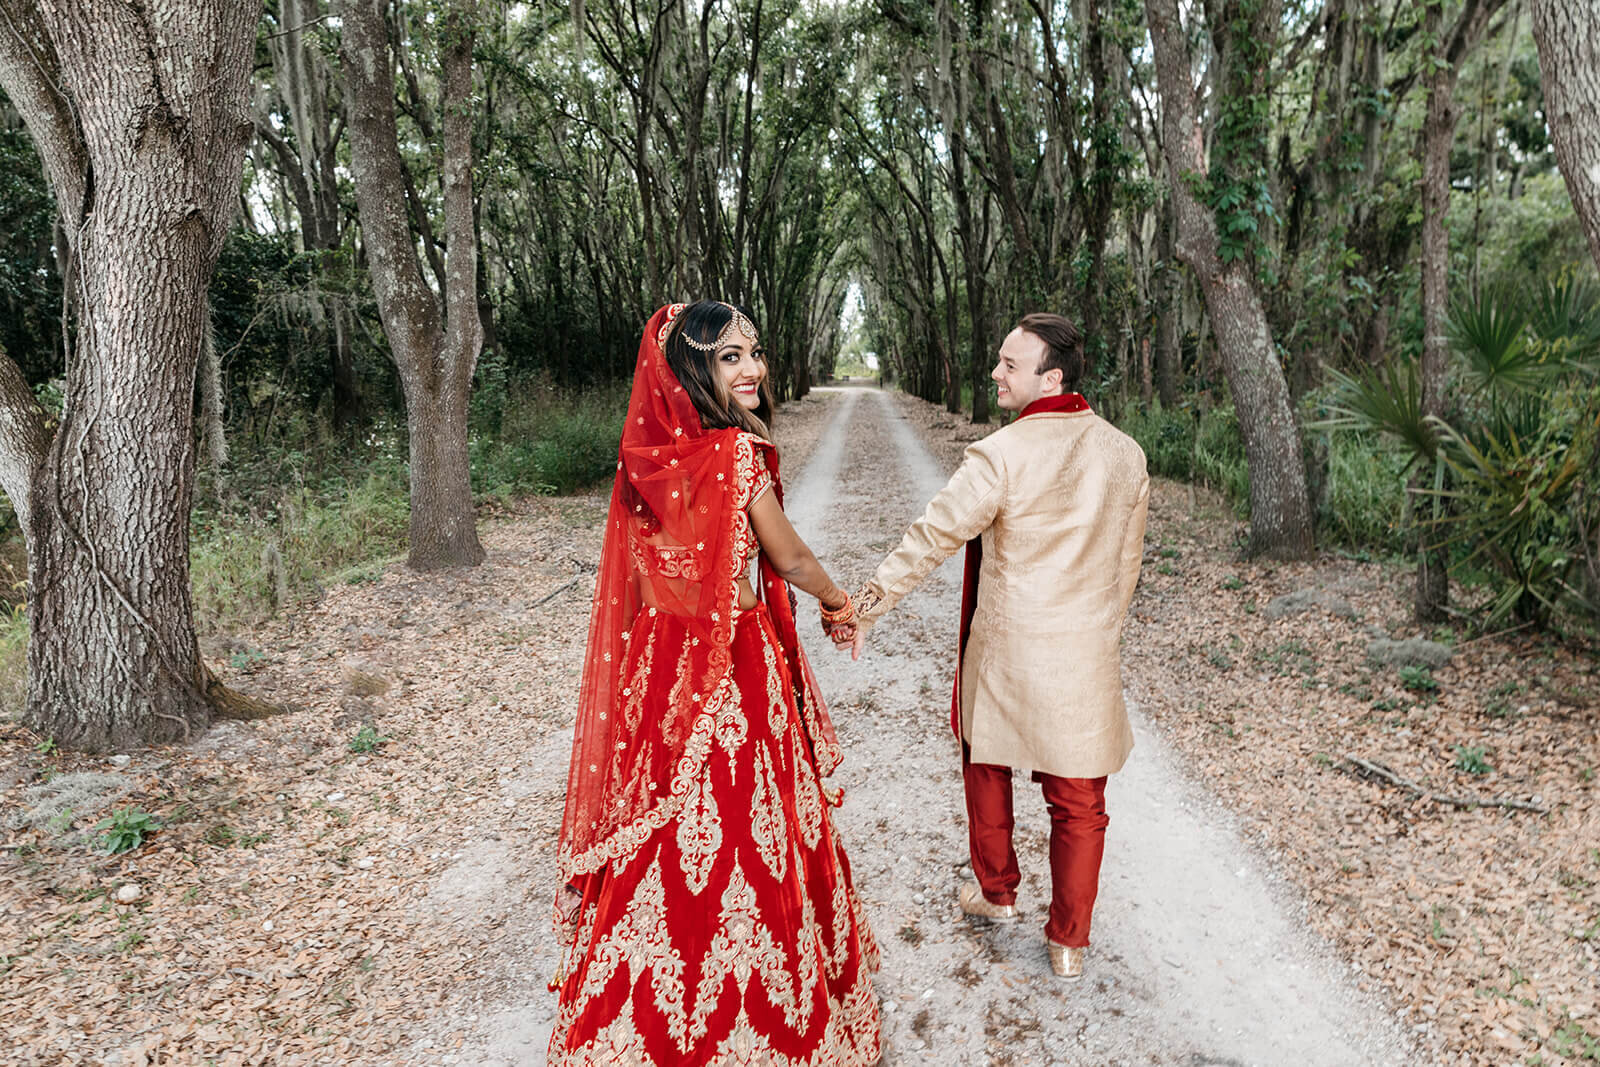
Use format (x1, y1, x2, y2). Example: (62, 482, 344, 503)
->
(962, 744, 1109, 947)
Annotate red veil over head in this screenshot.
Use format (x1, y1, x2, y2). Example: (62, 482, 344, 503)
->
(556, 303, 840, 887)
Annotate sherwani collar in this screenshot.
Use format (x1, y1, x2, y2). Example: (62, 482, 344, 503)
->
(1018, 393, 1091, 419)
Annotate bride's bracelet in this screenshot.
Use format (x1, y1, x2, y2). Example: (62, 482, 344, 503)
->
(819, 593, 855, 627)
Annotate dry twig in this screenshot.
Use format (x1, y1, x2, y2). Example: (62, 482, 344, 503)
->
(1340, 756, 1549, 814)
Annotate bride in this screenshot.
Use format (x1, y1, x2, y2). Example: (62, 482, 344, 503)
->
(547, 301, 882, 1065)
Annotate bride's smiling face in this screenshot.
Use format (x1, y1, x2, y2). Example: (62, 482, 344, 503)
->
(716, 333, 768, 411)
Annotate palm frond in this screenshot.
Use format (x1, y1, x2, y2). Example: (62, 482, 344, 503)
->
(1529, 274, 1600, 369)
(1313, 360, 1433, 464)
(1446, 288, 1547, 395)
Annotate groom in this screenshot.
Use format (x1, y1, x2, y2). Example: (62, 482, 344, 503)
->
(847, 312, 1148, 980)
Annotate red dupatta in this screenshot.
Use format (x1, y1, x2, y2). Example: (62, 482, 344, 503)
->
(950, 392, 1091, 735)
(557, 303, 839, 886)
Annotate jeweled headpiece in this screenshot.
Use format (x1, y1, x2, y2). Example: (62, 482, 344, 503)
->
(678, 302, 759, 352)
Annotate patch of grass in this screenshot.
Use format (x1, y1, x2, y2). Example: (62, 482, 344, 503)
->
(1119, 402, 1250, 516)
(897, 924, 924, 945)
(1254, 639, 1318, 677)
(1317, 429, 1409, 555)
(1221, 574, 1246, 590)
(191, 461, 411, 634)
(0, 606, 27, 719)
(1453, 744, 1493, 776)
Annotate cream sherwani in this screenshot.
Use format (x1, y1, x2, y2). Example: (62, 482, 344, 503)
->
(858, 409, 1149, 778)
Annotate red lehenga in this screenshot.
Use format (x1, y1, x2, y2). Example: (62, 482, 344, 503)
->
(549, 304, 882, 1066)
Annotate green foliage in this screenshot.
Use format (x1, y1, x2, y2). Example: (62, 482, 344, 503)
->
(470, 379, 628, 498)
(348, 723, 389, 754)
(1399, 665, 1438, 692)
(1319, 430, 1410, 554)
(190, 459, 411, 634)
(1426, 393, 1600, 625)
(1317, 360, 1433, 464)
(0, 606, 27, 719)
(1320, 277, 1600, 627)
(1447, 290, 1543, 395)
(0, 99, 63, 385)
(1452, 744, 1492, 776)
(94, 808, 162, 855)
(1118, 403, 1250, 515)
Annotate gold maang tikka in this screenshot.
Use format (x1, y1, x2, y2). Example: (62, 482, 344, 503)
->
(679, 303, 758, 352)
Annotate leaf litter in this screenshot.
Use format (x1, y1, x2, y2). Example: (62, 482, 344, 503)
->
(1, 388, 1594, 1066)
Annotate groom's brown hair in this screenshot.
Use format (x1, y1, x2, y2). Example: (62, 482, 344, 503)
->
(1018, 313, 1085, 392)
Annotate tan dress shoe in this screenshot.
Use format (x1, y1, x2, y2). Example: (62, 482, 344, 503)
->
(1047, 940, 1085, 980)
(958, 882, 1018, 923)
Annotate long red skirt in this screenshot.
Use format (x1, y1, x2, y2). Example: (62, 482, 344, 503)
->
(549, 604, 882, 1065)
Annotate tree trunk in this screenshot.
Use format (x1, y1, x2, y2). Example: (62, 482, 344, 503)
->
(1416, 14, 1456, 622)
(1154, 195, 1182, 409)
(339, 0, 485, 569)
(0, 0, 265, 749)
(1415, 0, 1503, 620)
(1529, 0, 1600, 272)
(1144, 0, 1315, 558)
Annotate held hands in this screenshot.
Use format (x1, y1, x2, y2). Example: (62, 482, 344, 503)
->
(818, 589, 860, 657)
(818, 587, 865, 660)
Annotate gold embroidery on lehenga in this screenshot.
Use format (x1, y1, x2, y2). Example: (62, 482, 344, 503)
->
(574, 857, 690, 1048)
(689, 860, 809, 1042)
(827, 853, 854, 981)
(664, 639, 695, 749)
(713, 1006, 780, 1063)
(563, 998, 657, 1065)
(563, 673, 727, 881)
(792, 729, 825, 850)
(552, 861, 883, 1066)
(750, 743, 788, 882)
(764, 638, 790, 741)
(676, 768, 722, 896)
(620, 619, 658, 733)
(714, 677, 748, 772)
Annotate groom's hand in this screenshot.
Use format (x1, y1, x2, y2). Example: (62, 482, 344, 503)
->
(850, 629, 865, 661)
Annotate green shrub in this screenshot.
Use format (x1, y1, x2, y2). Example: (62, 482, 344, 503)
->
(1453, 744, 1493, 776)
(1320, 275, 1600, 627)
(191, 462, 410, 634)
(1319, 430, 1409, 554)
(1119, 402, 1249, 516)
(95, 808, 161, 854)
(471, 379, 628, 497)
(348, 723, 388, 754)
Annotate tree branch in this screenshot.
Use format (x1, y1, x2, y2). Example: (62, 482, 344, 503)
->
(1340, 756, 1549, 813)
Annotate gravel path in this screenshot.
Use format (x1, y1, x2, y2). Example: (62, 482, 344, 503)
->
(447, 385, 1418, 1066)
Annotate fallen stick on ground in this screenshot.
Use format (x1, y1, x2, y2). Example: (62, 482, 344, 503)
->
(1340, 756, 1549, 814)
(533, 574, 584, 608)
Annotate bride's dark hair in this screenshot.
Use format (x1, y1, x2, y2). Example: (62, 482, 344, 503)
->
(664, 300, 775, 440)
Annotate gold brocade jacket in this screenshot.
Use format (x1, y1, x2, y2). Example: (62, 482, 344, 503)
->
(857, 410, 1149, 778)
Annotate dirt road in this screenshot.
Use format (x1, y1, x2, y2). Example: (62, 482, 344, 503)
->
(451, 385, 1416, 1066)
